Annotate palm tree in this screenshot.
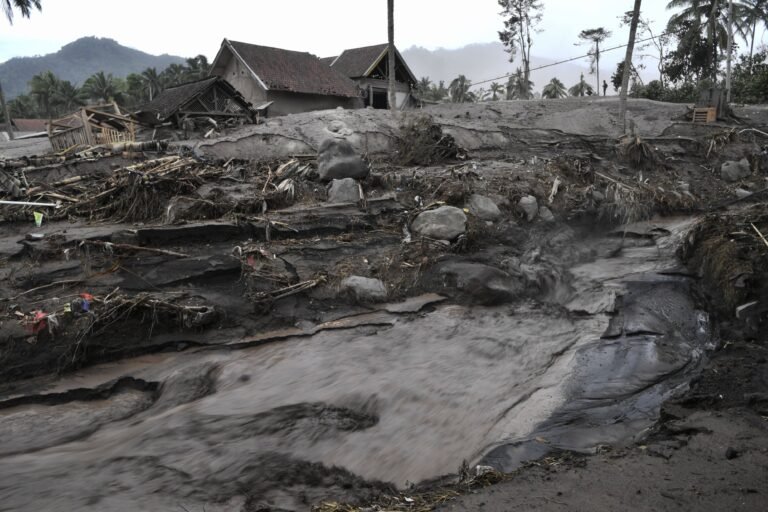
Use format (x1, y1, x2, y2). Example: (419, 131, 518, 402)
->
(8, 93, 37, 118)
(741, 0, 768, 72)
(449, 75, 472, 103)
(161, 63, 186, 88)
(489, 82, 505, 101)
(83, 71, 122, 103)
(185, 55, 211, 80)
(51, 80, 85, 114)
(429, 80, 448, 102)
(2, 0, 41, 24)
(541, 77, 568, 98)
(578, 27, 612, 91)
(140, 67, 162, 101)
(569, 73, 595, 96)
(29, 71, 58, 118)
(506, 68, 534, 99)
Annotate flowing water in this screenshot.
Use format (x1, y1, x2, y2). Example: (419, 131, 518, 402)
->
(0, 217, 711, 511)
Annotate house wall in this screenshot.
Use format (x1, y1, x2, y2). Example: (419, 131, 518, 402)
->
(222, 56, 267, 106)
(265, 91, 363, 117)
(356, 78, 412, 108)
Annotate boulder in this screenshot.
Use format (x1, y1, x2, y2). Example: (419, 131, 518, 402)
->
(467, 194, 502, 221)
(317, 138, 369, 182)
(517, 195, 539, 221)
(327, 178, 362, 203)
(539, 206, 555, 222)
(721, 158, 751, 182)
(340, 276, 387, 302)
(411, 206, 467, 240)
(426, 262, 520, 305)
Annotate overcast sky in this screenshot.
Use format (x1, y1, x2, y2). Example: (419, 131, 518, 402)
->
(1, 0, 766, 67)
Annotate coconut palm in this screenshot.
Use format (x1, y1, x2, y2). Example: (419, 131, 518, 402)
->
(449, 75, 472, 103)
(506, 68, 534, 99)
(140, 67, 162, 101)
(2, 0, 41, 24)
(577, 27, 612, 91)
(83, 71, 122, 103)
(29, 71, 58, 118)
(185, 55, 211, 80)
(741, 0, 768, 72)
(569, 73, 595, 96)
(160, 64, 186, 88)
(51, 80, 85, 114)
(489, 82, 505, 101)
(541, 77, 568, 99)
(8, 93, 37, 118)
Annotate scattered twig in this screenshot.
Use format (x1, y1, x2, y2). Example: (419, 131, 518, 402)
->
(1, 279, 84, 302)
(751, 223, 768, 250)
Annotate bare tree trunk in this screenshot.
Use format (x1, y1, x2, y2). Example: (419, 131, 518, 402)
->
(707, 0, 720, 81)
(0, 82, 14, 141)
(620, 0, 642, 133)
(726, 0, 733, 102)
(387, 0, 397, 111)
(595, 43, 601, 93)
(748, 18, 757, 74)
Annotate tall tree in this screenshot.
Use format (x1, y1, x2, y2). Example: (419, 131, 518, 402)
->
(498, 0, 543, 100)
(541, 77, 568, 98)
(29, 70, 58, 118)
(578, 27, 613, 92)
(83, 71, 122, 103)
(388, 0, 396, 111)
(52, 79, 85, 114)
(141, 67, 162, 101)
(449, 75, 472, 103)
(742, 0, 768, 72)
(620, 13, 671, 86)
(569, 73, 595, 96)
(489, 81, 505, 100)
(620, 0, 643, 133)
(506, 67, 534, 99)
(2, 0, 41, 24)
(185, 55, 211, 80)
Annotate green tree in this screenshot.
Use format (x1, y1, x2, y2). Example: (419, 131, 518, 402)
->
(51, 80, 85, 114)
(449, 75, 472, 103)
(29, 70, 58, 118)
(141, 67, 163, 101)
(506, 67, 534, 99)
(185, 54, 211, 80)
(498, 0, 543, 100)
(577, 27, 612, 92)
(8, 93, 37, 118)
(541, 77, 568, 98)
(2, 0, 41, 24)
(569, 73, 595, 96)
(83, 71, 123, 103)
(489, 81, 505, 100)
(428, 80, 448, 101)
(741, 0, 768, 72)
(160, 63, 186, 88)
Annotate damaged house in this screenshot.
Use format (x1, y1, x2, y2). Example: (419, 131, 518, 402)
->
(47, 103, 136, 152)
(133, 76, 257, 131)
(324, 43, 417, 109)
(209, 39, 362, 117)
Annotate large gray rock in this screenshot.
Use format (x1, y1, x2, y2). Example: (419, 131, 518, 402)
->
(539, 206, 555, 222)
(327, 178, 362, 203)
(340, 276, 387, 302)
(317, 138, 369, 182)
(411, 206, 467, 240)
(426, 262, 520, 305)
(467, 194, 502, 220)
(721, 158, 751, 182)
(517, 195, 539, 221)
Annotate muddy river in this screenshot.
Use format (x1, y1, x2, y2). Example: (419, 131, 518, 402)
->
(0, 218, 711, 511)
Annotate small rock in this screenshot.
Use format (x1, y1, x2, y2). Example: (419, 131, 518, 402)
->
(734, 188, 752, 199)
(721, 158, 751, 182)
(539, 206, 555, 222)
(426, 261, 521, 305)
(340, 276, 387, 302)
(317, 138, 369, 182)
(411, 206, 467, 241)
(327, 178, 362, 203)
(725, 447, 739, 460)
(467, 194, 502, 220)
(591, 190, 605, 202)
(517, 195, 539, 221)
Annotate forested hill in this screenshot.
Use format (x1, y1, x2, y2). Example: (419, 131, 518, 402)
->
(0, 37, 184, 99)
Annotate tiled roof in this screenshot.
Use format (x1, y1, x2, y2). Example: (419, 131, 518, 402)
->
(12, 118, 47, 132)
(319, 56, 337, 66)
(330, 43, 388, 78)
(137, 76, 220, 120)
(227, 40, 359, 98)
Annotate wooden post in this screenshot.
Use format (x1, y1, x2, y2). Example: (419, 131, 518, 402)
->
(0, 82, 14, 141)
(387, 0, 397, 111)
(726, 0, 733, 103)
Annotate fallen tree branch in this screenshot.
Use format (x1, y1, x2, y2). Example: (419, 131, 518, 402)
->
(79, 240, 189, 258)
(751, 223, 768, 250)
(1, 279, 84, 302)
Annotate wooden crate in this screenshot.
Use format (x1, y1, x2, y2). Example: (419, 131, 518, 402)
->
(692, 107, 717, 123)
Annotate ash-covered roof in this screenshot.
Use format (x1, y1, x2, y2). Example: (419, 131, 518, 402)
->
(136, 76, 220, 121)
(330, 43, 389, 78)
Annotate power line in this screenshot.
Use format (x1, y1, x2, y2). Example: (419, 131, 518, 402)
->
(471, 32, 673, 88)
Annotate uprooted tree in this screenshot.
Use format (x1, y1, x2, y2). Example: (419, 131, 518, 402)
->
(498, 0, 543, 100)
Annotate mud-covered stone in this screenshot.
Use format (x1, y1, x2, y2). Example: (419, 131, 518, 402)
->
(539, 206, 555, 222)
(327, 178, 362, 204)
(341, 276, 387, 302)
(721, 158, 751, 182)
(317, 138, 369, 182)
(467, 194, 502, 220)
(411, 206, 467, 240)
(426, 261, 520, 305)
(517, 195, 539, 221)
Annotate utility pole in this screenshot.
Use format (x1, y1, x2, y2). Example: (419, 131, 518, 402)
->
(387, 0, 397, 111)
(726, 0, 734, 103)
(0, 82, 14, 141)
(620, 0, 642, 133)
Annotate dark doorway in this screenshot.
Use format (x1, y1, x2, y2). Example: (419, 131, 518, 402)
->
(371, 90, 388, 109)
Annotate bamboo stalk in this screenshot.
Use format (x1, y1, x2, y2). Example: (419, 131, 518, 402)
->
(751, 223, 768, 250)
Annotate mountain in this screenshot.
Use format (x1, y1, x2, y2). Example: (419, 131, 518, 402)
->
(402, 42, 634, 95)
(0, 37, 185, 99)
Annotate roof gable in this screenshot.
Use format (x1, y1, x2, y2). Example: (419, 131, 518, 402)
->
(330, 44, 417, 84)
(220, 40, 359, 98)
